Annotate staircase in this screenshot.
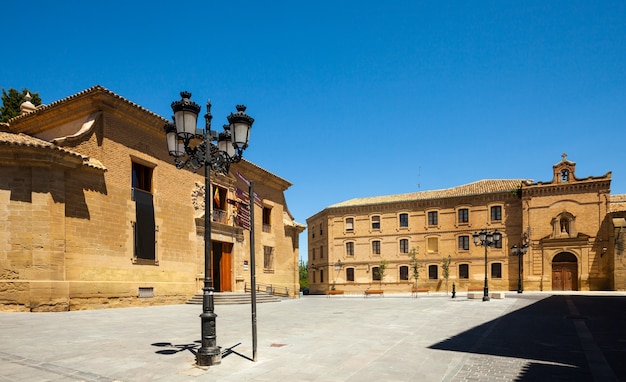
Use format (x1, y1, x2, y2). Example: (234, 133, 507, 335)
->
(186, 292, 282, 305)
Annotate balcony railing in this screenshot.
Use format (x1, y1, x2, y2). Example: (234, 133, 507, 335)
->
(212, 209, 228, 224)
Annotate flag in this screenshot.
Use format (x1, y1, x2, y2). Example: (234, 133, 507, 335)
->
(214, 187, 220, 208)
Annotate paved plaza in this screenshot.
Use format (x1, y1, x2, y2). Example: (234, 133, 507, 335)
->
(1, 292, 625, 381)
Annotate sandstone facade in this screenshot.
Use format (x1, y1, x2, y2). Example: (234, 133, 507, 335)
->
(307, 155, 626, 294)
(0, 86, 304, 311)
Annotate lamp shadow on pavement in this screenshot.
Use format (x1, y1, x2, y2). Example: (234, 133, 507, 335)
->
(429, 295, 626, 381)
(151, 341, 253, 362)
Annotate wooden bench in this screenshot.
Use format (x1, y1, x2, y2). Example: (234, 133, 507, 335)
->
(327, 289, 344, 297)
(364, 289, 384, 298)
(411, 288, 429, 297)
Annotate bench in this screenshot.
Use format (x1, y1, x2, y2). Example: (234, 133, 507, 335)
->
(327, 289, 344, 297)
(490, 292, 505, 299)
(364, 289, 384, 298)
(411, 288, 429, 297)
(467, 291, 506, 299)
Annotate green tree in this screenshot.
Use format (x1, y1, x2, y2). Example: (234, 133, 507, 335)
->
(299, 260, 308, 291)
(377, 259, 388, 289)
(408, 247, 422, 290)
(442, 255, 451, 294)
(0, 88, 42, 122)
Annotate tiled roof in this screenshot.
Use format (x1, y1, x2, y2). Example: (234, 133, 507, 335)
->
(610, 194, 626, 213)
(0, 131, 106, 170)
(328, 179, 526, 208)
(8, 85, 168, 124)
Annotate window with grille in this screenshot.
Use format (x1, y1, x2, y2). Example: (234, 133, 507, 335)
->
(399, 239, 409, 254)
(490, 206, 502, 221)
(428, 265, 438, 279)
(372, 266, 381, 281)
(458, 236, 470, 250)
(428, 211, 438, 226)
(491, 263, 502, 278)
(346, 268, 355, 282)
(458, 208, 469, 223)
(263, 246, 274, 271)
(346, 242, 354, 256)
(459, 264, 469, 279)
(372, 240, 381, 255)
(371, 215, 381, 230)
(399, 213, 409, 227)
(399, 266, 409, 281)
(346, 218, 354, 232)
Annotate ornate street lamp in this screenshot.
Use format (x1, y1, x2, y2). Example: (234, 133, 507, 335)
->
(164, 91, 254, 367)
(511, 243, 528, 294)
(472, 229, 502, 302)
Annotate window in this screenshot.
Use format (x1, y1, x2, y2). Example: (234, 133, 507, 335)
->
(346, 242, 354, 256)
(212, 186, 227, 223)
(262, 207, 272, 232)
(371, 215, 381, 230)
(320, 224, 323, 236)
(320, 269, 324, 283)
(311, 225, 315, 238)
(263, 246, 274, 271)
(490, 206, 502, 221)
(399, 213, 409, 228)
(561, 169, 569, 182)
(459, 264, 469, 279)
(132, 162, 152, 192)
(372, 266, 381, 281)
(312, 248, 315, 260)
(399, 239, 409, 254)
(346, 218, 354, 232)
(458, 208, 469, 223)
(458, 235, 470, 250)
(428, 211, 438, 226)
(427, 237, 439, 253)
(495, 236, 502, 249)
(428, 265, 438, 279)
(132, 162, 155, 262)
(346, 268, 355, 282)
(372, 240, 381, 255)
(491, 263, 502, 278)
(312, 271, 316, 283)
(320, 246, 324, 259)
(399, 265, 409, 281)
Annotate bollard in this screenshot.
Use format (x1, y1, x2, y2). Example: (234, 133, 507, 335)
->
(451, 283, 456, 298)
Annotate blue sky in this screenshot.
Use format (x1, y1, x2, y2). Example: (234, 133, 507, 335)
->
(2, 1, 625, 260)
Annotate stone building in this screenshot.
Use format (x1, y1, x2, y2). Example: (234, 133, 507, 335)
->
(307, 156, 626, 294)
(0, 86, 304, 312)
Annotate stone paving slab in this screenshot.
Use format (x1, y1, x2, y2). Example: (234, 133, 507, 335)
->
(0, 292, 624, 381)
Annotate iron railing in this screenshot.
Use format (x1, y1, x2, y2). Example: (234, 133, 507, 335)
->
(244, 282, 290, 297)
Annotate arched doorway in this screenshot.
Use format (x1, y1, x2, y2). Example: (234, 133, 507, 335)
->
(552, 252, 578, 291)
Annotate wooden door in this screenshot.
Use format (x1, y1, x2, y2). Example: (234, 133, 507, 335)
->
(552, 262, 577, 291)
(219, 243, 233, 292)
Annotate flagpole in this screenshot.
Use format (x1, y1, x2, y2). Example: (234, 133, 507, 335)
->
(249, 180, 258, 362)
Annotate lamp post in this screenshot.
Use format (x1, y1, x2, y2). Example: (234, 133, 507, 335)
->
(472, 229, 502, 302)
(511, 243, 528, 294)
(164, 91, 254, 367)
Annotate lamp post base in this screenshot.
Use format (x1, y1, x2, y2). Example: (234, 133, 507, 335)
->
(197, 349, 222, 367)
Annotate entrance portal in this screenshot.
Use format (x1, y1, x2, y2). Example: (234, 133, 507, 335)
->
(551, 252, 578, 291)
(212, 242, 233, 292)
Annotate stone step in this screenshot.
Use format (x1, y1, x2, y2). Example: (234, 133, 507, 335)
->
(186, 292, 282, 305)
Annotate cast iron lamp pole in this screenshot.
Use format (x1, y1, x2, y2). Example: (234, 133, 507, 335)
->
(472, 229, 502, 302)
(511, 243, 528, 294)
(164, 91, 254, 367)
